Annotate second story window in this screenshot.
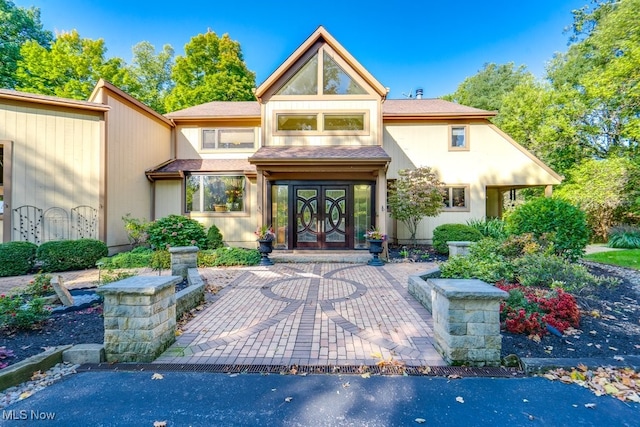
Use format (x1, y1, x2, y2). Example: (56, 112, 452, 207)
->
(450, 125, 469, 151)
(275, 112, 367, 134)
(202, 128, 256, 150)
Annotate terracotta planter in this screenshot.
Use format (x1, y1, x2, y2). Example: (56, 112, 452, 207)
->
(214, 205, 228, 212)
(257, 239, 274, 266)
(367, 239, 384, 266)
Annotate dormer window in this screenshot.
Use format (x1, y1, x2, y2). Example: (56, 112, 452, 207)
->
(275, 48, 367, 97)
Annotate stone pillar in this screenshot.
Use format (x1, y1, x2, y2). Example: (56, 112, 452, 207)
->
(447, 241, 472, 257)
(428, 278, 508, 367)
(169, 246, 199, 279)
(97, 276, 181, 362)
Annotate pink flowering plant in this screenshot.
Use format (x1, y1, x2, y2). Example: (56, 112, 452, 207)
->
(364, 227, 387, 241)
(255, 225, 276, 241)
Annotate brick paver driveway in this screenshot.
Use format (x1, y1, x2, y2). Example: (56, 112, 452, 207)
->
(157, 263, 445, 367)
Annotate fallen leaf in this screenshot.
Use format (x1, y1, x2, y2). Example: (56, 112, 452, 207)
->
(614, 356, 625, 361)
(609, 346, 618, 351)
(19, 391, 32, 400)
(456, 396, 464, 403)
(415, 418, 426, 424)
(361, 372, 371, 379)
(447, 374, 462, 380)
(342, 382, 351, 388)
(285, 397, 293, 403)
(151, 373, 164, 380)
(153, 421, 167, 427)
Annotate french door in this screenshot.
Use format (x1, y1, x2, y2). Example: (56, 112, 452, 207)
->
(295, 185, 348, 249)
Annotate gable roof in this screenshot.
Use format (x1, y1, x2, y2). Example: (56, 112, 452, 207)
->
(255, 26, 388, 100)
(383, 99, 496, 120)
(0, 88, 109, 112)
(165, 101, 260, 120)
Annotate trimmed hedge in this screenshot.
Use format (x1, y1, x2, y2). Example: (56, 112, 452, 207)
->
(0, 241, 38, 277)
(432, 223, 484, 254)
(37, 239, 108, 272)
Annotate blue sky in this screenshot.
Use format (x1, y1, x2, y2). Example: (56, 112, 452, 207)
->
(15, 0, 586, 99)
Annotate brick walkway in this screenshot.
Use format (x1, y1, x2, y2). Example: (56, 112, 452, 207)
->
(156, 262, 445, 367)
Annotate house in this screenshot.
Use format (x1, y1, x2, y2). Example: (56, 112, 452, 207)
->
(0, 26, 561, 251)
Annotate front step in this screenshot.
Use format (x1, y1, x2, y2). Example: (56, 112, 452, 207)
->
(270, 250, 372, 264)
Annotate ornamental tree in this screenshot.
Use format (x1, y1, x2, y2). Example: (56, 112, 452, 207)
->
(387, 166, 444, 244)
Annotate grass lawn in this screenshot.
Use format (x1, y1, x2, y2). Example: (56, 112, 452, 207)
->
(583, 249, 640, 270)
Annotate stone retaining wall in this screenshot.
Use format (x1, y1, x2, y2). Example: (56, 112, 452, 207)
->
(176, 268, 206, 318)
(97, 276, 181, 362)
(169, 246, 198, 278)
(409, 273, 507, 367)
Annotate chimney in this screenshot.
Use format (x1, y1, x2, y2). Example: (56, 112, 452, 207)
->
(415, 88, 423, 99)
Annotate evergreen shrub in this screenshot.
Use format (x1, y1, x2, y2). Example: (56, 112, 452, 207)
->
(0, 241, 38, 277)
(37, 239, 108, 272)
(432, 223, 484, 254)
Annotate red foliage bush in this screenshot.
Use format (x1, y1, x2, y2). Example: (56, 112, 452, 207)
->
(497, 283, 580, 337)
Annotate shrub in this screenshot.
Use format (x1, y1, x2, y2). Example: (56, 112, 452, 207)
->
(504, 197, 589, 261)
(466, 218, 507, 240)
(100, 247, 153, 269)
(497, 283, 580, 336)
(147, 215, 207, 250)
(607, 225, 640, 249)
(0, 241, 38, 277)
(432, 223, 484, 254)
(99, 270, 135, 285)
(37, 239, 108, 272)
(150, 250, 171, 271)
(122, 214, 151, 248)
(0, 294, 50, 330)
(23, 272, 53, 297)
(498, 233, 554, 259)
(207, 224, 224, 249)
(198, 247, 260, 267)
(439, 254, 514, 283)
(513, 253, 615, 291)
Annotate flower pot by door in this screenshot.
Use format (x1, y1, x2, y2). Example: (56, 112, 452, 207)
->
(367, 239, 384, 266)
(257, 239, 274, 266)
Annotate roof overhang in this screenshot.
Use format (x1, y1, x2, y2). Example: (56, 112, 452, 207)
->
(383, 112, 497, 121)
(146, 159, 257, 182)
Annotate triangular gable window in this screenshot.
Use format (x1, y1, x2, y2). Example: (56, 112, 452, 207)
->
(276, 48, 368, 96)
(276, 54, 318, 95)
(323, 52, 366, 95)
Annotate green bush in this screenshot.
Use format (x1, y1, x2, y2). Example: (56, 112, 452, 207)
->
(207, 224, 224, 249)
(198, 248, 260, 267)
(504, 197, 589, 262)
(100, 247, 153, 269)
(607, 225, 640, 249)
(122, 214, 151, 248)
(147, 215, 207, 250)
(513, 253, 616, 291)
(150, 250, 171, 271)
(466, 218, 507, 240)
(0, 294, 50, 330)
(37, 239, 108, 272)
(432, 223, 484, 254)
(439, 239, 515, 283)
(23, 272, 53, 297)
(0, 241, 38, 277)
(498, 233, 554, 259)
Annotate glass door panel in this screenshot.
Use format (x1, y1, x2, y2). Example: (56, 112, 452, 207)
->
(272, 184, 289, 249)
(296, 188, 319, 246)
(324, 188, 346, 246)
(353, 184, 372, 249)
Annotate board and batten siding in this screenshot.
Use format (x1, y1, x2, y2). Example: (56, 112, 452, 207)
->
(0, 102, 102, 242)
(103, 93, 173, 250)
(383, 122, 561, 242)
(264, 99, 379, 147)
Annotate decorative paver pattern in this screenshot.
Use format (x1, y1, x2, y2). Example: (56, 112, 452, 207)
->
(156, 263, 445, 367)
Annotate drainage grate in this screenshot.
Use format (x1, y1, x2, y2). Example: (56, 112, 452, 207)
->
(77, 363, 525, 378)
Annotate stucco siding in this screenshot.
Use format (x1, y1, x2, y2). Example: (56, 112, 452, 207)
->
(0, 102, 102, 242)
(103, 93, 172, 249)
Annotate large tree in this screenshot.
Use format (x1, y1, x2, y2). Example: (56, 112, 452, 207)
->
(16, 30, 130, 100)
(165, 31, 256, 112)
(443, 62, 531, 113)
(127, 41, 175, 113)
(547, 0, 640, 159)
(0, 0, 52, 89)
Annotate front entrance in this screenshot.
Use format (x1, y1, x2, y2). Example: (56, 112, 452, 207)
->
(295, 185, 348, 249)
(269, 181, 375, 250)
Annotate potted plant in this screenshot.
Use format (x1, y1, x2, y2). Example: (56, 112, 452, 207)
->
(364, 227, 386, 266)
(212, 194, 228, 212)
(255, 224, 276, 266)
